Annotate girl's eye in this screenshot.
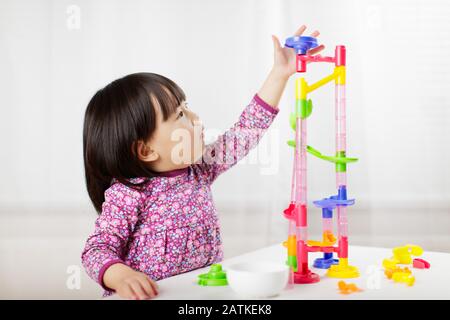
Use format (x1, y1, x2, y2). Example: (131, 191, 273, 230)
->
(177, 111, 184, 119)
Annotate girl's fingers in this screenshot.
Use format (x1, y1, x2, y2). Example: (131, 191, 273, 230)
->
(308, 44, 325, 55)
(130, 281, 150, 300)
(310, 30, 320, 37)
(149, 278, 159, 291)
(149, 279, 159, 294)
(272, 35, 282, 51)
(294, 25, 307, 36)
(121, 285, 137, 300)
(140, 277, 157, 297)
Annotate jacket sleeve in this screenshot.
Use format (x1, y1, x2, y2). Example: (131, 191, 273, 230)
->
(81, 182, 142, 292)
(193, 93, 278, 184)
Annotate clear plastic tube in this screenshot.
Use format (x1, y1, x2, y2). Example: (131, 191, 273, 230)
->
(322, 218, 333, 233)
(336, 172, 347, 188)
(296, 226, 308, 241)
(295, 118, 307, 204)
(337, 206, 348, 237)
(335, 84, 346, 153)
(335, 83, 349, 241)
(290, 159, 296, 203)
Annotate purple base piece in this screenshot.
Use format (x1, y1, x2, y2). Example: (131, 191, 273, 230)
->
(313, 197, 355, 208)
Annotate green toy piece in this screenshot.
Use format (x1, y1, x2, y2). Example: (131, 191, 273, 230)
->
(287, 255, 298, 272)
(290, 99, 313, 129)
(197, 264, 228, 286)
(286, 143, 358, 172)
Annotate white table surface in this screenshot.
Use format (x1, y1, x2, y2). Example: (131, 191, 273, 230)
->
(106, 244, 450, 300)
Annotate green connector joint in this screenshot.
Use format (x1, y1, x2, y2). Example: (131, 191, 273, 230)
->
(336, 151, 347, 172)
(286, 256, 297, 272)
(295, 99, 313, 119)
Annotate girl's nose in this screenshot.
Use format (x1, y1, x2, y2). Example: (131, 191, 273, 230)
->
(188, 110, 201, 126)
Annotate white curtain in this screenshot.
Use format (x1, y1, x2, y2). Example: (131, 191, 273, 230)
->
(0, 0, 449, 210)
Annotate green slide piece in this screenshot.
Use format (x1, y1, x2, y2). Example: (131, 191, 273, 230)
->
(306, 145, 358, 164)
(286, 143, 358, 165)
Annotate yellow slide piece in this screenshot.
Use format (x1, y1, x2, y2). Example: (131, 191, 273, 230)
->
(306, 231, 337, 247)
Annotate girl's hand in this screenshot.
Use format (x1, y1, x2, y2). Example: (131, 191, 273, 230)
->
(104, 263, 159, 300)
(271, 25, 325, 79)
(115, 269, 159, 300)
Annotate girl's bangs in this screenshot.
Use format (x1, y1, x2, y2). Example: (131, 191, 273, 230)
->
(149, 78, 186, 121)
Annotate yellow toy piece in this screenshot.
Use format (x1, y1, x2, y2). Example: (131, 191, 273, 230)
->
(324, 230, 337, 244)
(392, 244, 423, 264)
(306, 231, 337, 247)
(306, 240, 321, 246)
(382, 244, 423, 270)
(384, 267, 411, 280)
(392, 272, 415, 286)
(327, 258, 360, 279)
(296, 66, 346, 100)
(381, 244, 423, 287)
(382, 258, 398, 270)
(282, 235, 297, 256)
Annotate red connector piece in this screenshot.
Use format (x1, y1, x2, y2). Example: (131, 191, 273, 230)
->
(335, 45, 346, 66)
(283, 203, 296, 220)
(295, 45, 346, 73)
(413, 258, 431, 269)
(282, 203, 307, 227)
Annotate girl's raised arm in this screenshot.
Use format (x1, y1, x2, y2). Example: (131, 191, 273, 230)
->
(193, 92, 279, 184)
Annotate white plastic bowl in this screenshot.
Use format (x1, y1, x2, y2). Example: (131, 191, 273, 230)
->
(226, 261, 289, 298)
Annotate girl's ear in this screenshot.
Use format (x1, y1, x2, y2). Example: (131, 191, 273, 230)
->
(135, 140, 159, 163)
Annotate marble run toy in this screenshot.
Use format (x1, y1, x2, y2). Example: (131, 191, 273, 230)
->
(282, 36, 359, 284)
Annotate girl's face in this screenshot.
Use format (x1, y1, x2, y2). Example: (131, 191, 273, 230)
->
(143, 100, 205, 172)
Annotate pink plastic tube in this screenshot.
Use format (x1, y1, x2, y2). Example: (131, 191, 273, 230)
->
(335, 84, 346, 153)
(322, 217, 333, 233)
(335, 82, 349, 257)
(295, 118, 307, 205)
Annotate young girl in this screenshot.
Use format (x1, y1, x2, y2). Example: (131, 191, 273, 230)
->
(81, 25, 323, 300)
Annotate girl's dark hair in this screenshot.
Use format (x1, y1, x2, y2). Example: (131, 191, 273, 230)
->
(83, 72, 186, 214)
